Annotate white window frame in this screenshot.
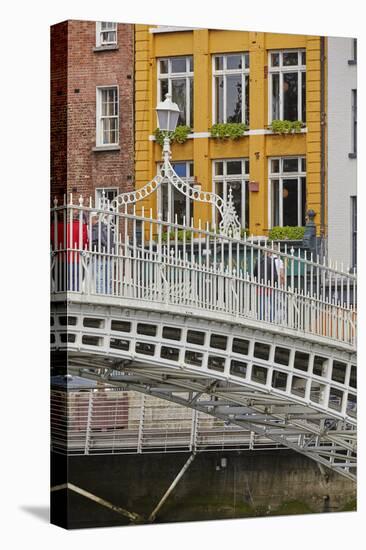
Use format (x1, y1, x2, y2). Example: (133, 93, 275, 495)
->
(96, 86, 119, 147)
(157, 162, 194, 223)
(95, 187, 119, 209)
(212, 53, 250, 125)
(212, 158, 250, 229)
(96, 22, 118, 47)
(268, 50, 306, 124)
(268, 156, 306, 228)
(157, 57, 194, 128)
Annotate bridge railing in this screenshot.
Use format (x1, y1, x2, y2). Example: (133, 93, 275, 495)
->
(50, 197, 357, 347)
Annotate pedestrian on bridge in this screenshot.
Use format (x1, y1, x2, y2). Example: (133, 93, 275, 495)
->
(90, 214, 115, 294)
(253, 250, 285, 322)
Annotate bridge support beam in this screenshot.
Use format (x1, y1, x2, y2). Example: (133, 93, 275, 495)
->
(148, 452, 197, 522)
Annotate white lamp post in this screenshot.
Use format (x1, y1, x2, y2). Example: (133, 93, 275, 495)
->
(156, 93, 180, 162)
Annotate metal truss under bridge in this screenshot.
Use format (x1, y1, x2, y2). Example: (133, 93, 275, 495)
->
(50, 196, 357, 481)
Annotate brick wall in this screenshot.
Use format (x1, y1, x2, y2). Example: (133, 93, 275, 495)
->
(51, 20, 135, 202)
(51, 21, 68, 198)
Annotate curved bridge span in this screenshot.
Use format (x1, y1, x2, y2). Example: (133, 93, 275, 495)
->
(51, 199, 357, 481)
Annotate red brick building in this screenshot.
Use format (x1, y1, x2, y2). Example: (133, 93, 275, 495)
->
(51, 20, 134, 204)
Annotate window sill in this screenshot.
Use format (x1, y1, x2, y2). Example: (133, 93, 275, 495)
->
(348, 152, 357, 159)
(93, 145, 121, 152)
(148, 128, 307, 141)
(93, 45, 119, 52)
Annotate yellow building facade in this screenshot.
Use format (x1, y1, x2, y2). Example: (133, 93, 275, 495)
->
(135, 26, 326, 237)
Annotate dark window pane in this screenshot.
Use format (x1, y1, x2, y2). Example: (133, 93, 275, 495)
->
(110, 338, 129, 351)
(161, 346, 179, 361)
(301, 51, 306, 65)
(313, 356, 328, 377)
(282, 179, 298, 226)
(227, 161, 242, 175)
(162, 326, 181, 340)
(83, 317, 104, 329)
(215, 56, 223, 71)
(210, 334, 228, 350)
(172, 79, 187, 125)
(301, 177, 306, 226)
(254, 342, 270, 360)
(301, 158, 306, 172)
(283, 158, 299, 172)
(292, 376, 306, 397)
(350, 365, 356, 389)
(272, 370, 287, 390)
(231, 360, 247, 378)
(185, 350, 203, 366)
(136, 342, 155, 356)
(252, 365, 268, 384)
(232, 338, 249, 355)
(137, 323, 157, 336)
(189, 57, 193, 71)
(208, 355, 225, 372)
(215, 161, 224, 176)
(283, 72, 298, 121)
(187, 330, 205, 345)
(244, 53, 249, 68)
(226, 74, 242, 123)
(283, 52, 299, 66)
(160, 59, 168, 73)
(227, 54, 242, 69)
(332, 361, 347, 384)
(160, 79, 169, 101)
(274, 347, 290, 365)
(215, 76, 224, 123)
(171, 57, 187, 73)
(173, 188, 186, 224)
(294, 351, 309, 371)
(272, 73, 280, 120)
(271, 159, 280, 173)
(301, 72, 306, 122)
(245, 74, 249, 125)
(271, 179, 280, 226)
(271, 53, 279, 67)
(111, 320, 131, 332)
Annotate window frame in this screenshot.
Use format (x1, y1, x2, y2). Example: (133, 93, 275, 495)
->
(212, 158, 250, 229)
(268, 156, 306, 228)
(268, 50, 306, 124)
(157, 161, 194, 223)
(96, 86, 119, 147)
(95, 187, 120, 209)
(96, 22, 118, 47)
(157, 56, 194, 128)
(212, 53, 250, 125)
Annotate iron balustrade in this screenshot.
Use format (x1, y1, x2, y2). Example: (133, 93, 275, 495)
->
(50, 197, 357, 349)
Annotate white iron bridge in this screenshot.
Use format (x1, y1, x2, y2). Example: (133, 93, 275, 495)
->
(50, 195, 357, 481)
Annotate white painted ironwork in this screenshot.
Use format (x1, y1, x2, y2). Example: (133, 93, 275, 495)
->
(50, 194, 357, 480)
(51, 388, 283, 455)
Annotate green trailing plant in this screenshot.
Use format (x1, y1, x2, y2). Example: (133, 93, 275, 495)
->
(268, 226, 306, 241)
(154, 125, 191, 146)
(209, 122, 248, 140)
(269, 120, 305, 134)
(161, 229, 193, 242)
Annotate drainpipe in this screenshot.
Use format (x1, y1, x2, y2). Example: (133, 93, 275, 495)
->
(320, 36, 326, 257)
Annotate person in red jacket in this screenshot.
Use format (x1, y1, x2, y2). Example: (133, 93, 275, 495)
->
(51, 213, 89, 292)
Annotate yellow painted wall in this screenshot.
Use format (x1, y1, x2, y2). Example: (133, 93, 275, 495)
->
(135, 26, 324, 235)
